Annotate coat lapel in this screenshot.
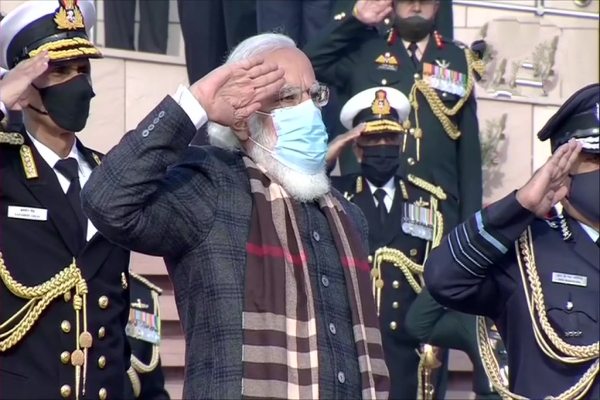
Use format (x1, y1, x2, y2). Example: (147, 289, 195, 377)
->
(568, 216, 600, 271)
(18, 134, 83, 255)
(379, 180, 404, 247)
(352, 179, 386, 250)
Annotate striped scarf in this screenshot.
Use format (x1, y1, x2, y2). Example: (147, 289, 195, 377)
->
(241, 157, 389, 399)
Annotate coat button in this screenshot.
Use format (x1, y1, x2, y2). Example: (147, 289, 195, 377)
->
(142, 129, 149, 137)
(390, 321, 397, 330)
(61, 320, 71, 333)
(414, 73, 420, 79)
(392, 280, 400, 289)
(566, 301, 574, 311)
(384, 18, 390, 25)
(98, 327, 106, 339)
(153, 118, 160, 124)
(381, 79, 387, 85)
(60, 385, 71, 398)
(392, 301, 399, 309)
(99, 388, 107, 400)
(410, 249, 418, 256)
(98, 356, 106, 369)
(408, 158, 415, 166)
(158, 111, 165, 118)
(337, 371, 346, 383)
(321, 275, 330, 287)
(329, 323, 337, 335)
(312, 231, 320, 241)
(64, 292, 71, 302)
(98, 296, 109, 309)
(148, 124, 155, 131)
(60, 351, 71, 364)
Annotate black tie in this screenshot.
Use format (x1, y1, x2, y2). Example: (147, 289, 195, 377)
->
(55, 158, 87, 241)
(408, 42, 421, 69)
(374, 189, 388, 225)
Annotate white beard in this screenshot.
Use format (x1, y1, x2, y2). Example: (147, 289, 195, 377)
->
(208, 117, 331, 202)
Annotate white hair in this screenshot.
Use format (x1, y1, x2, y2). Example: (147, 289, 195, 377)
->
(206, 33, 330, 202)
(206, 33, 296, 151)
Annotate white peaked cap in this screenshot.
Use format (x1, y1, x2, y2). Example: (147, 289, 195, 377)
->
(339, 86, 411, 131)
(0, 0, 100, 70)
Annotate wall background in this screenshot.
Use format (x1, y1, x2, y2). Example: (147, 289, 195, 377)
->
(1, 0, 598, 398)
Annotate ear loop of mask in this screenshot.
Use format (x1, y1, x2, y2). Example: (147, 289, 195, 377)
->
(27, 84, 49, 115)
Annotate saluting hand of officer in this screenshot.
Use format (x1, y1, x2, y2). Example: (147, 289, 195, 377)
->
(190, 56, 285, 139)
(354, 0, 393, 25)
(0, 51, 49, 110)
(325, 123, 366, 164)
(516, 140, 582, 217)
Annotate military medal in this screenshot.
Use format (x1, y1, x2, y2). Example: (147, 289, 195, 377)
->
(126, 309, 161, 344)
(402, 199, 435, 241)
(423, 62, 467, 97)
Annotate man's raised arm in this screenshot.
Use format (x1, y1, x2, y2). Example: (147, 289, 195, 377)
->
(81, 57, 284, 259)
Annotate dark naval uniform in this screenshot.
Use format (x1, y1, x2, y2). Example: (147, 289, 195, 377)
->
(125, 273, 170, 400)
(305, 8, 484, 225)
(0, 2, 131, 399)
(331, 86, 448, 399)
(424, 84, 600, 399)
(405, 288, 506, 400)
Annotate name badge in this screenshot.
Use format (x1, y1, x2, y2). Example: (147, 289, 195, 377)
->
(7, 206, 48, 221)
(551, 272, 588, 288)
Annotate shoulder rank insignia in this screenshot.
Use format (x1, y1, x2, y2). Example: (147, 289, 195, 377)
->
(371, 90, 392, 116)
(121, 272, 128, 289)
(20, 145, 38, 179)
(54, 0, 85, 30)
(375, 52, 398, 71)
(356, 176, 363, 194)
(0, 132, 25, 146)
(92, 153, 101, 166)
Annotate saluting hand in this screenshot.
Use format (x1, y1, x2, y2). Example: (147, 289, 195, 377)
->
(190, 56, 285, 140)
(354, 0, 393, 26)
(325, 123, 366, 164)
(0, 51, 49, 110)
(516, 140, 582, 217)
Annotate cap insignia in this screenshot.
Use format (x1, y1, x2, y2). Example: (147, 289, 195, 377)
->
(371, 90, 391, 116)
(54, 0, 85, 30)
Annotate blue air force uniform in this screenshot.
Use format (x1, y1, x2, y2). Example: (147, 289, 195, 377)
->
(424, 84, 600, 399)
(125, 273, 170, 400)
(330, 87, 449, 399)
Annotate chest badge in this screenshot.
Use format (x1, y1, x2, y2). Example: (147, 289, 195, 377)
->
(131, 299, 149, 310)
(423, 62, 467, 98)
(375, 53, 399, 72)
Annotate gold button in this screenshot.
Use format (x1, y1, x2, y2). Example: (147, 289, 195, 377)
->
(98, 296, 109, 309)
(60, 351, 71, 364)
(390, 321, 397, 330)
(99, 388, 107, 400)
(414, 73, 420, 79)
(410, 249, 418, 256)
(61, 385, 71, 398)
(392, 301, 399, 309)
(98, 327, 106, 339)
(341, 12, 346, 17)
(392, 280, 400, 289)
(409, 128, 415, 134)
(64, 292, 71, 302)
(61, 320, 71, 333)
(98, 356, 106, 369)
(368, 255, 373, 263)
(381, 79, 387, 85)
(384, 18, 390, 25)
(408, 157, 415, 166)
(442, 92, 447, 97)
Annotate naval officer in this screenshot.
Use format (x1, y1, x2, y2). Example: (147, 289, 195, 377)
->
(0, 1, 132, 398)
(125, 272, 170, 399)
(424, 83, 600, 399)
(327, 85, 449, 399)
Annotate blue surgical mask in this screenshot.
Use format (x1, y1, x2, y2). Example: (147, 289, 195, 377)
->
(253, 100, 328, 175)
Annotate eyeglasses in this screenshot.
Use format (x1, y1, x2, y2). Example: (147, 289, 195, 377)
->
(277, 82, 330, 108)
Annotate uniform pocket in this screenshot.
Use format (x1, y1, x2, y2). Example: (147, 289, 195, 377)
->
(545, 289, 598, 346)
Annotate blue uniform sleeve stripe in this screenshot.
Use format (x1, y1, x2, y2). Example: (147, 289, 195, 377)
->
(447, 227, 486, 278)
(461, 223, 493, 265)
(475, 211, 509, 254)
(464, 216, 506, 263)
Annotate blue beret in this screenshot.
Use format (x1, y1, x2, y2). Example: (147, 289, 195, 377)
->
(537, 83, 599, 154)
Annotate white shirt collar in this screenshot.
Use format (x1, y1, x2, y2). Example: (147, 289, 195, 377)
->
(366, 177, 396, 198)
(578, 221, 599, 243)
(27, 132, 85, 172)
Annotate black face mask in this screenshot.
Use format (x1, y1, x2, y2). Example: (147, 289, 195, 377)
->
(30, 74, 95, 133)
(394, 15, 435, 43)
(567, 170, 600, 224)
(360, 145, 400, 187)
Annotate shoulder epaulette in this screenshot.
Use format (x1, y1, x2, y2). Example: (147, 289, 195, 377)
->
(0, 132, 25, 146)
(130, 271, 163, 295)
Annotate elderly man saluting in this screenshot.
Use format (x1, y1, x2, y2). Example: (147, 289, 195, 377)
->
(81, 33, 389, 399)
